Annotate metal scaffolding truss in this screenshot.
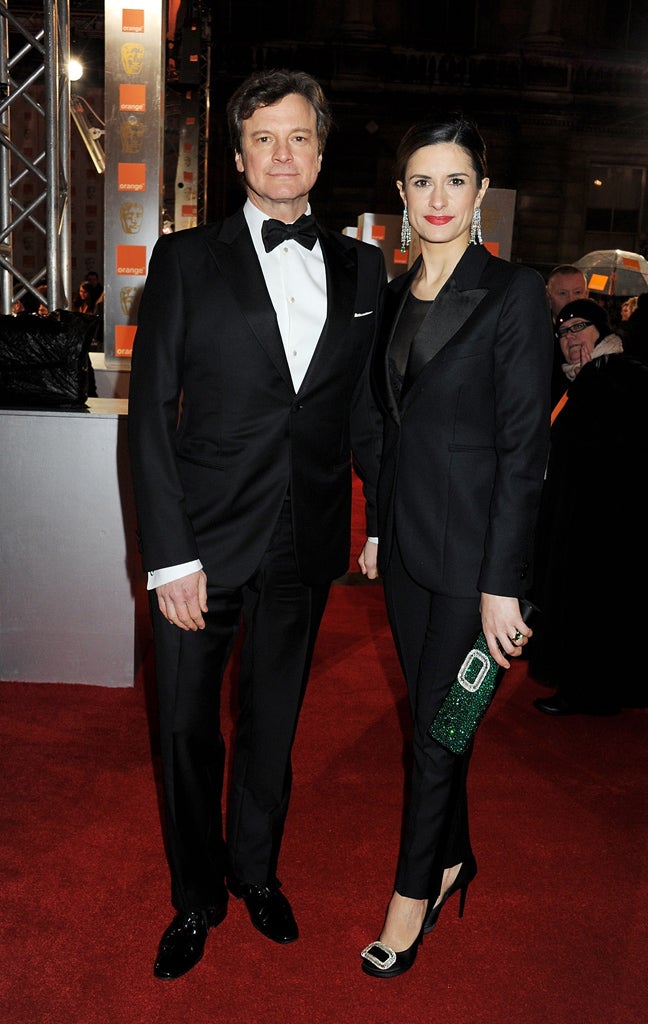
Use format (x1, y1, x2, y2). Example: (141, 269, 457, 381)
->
(0, 0, 71, 314)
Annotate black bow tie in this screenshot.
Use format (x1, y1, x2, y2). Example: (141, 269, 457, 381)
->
(261, 214, 318, 252)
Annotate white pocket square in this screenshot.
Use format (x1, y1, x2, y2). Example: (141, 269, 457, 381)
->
(354, 310, 373, 318)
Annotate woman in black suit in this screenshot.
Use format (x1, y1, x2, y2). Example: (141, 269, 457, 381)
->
(359, 115, 553, 978)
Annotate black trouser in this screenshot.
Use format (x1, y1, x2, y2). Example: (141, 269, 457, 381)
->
(150, 499, 330, 911)
(383, 539, 479, 901)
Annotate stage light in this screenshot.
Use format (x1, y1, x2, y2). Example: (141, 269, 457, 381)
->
(68, 58, 84, 82)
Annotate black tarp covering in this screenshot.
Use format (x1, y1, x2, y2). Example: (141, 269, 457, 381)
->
(0, 311, 98, 408)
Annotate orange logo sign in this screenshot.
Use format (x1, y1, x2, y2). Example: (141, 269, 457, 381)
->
(122, 9, 145, 33)
(116, 245, 147, 276)
(120, 84, 146, 113)
(118, 163, 146, 192)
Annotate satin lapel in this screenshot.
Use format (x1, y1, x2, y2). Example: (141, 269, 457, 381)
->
(297, 230, 357, 390)
(403, 279, 488, 388)
(203, 211, 293, 388)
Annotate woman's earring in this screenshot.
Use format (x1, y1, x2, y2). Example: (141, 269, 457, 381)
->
(400, 207, 411, 252)
(470, 207, 482, 245)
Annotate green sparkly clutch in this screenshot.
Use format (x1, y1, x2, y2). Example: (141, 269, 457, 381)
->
(428, 600, 537, 755)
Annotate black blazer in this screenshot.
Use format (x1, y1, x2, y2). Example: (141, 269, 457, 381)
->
(374, 243, 553, 598)
(128, 208, 385, 587)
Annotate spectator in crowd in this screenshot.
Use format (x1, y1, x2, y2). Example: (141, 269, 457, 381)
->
(529, 298, 648, 715)
(545, 265, 589, 405)
(72, 280, 97, 315)
(622, 291, 648, 365)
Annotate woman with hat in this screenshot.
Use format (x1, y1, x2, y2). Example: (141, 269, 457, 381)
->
(552, 298, 623, 396)
(529, 298, 648, 715)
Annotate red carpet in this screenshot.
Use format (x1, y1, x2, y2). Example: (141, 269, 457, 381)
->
(1, 581, 646, 1024)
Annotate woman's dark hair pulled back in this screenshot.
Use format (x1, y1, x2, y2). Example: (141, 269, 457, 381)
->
(395, 114, 487, 185)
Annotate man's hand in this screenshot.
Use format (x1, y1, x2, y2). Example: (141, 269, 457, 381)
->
(156, 569, 208, 630)
(358, 539, 379, 579)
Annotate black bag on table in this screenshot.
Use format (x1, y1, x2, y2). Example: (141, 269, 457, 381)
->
(0, 310, 98, 409)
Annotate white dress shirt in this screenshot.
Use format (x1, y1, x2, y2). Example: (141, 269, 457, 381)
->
(147, 200, 328, 590)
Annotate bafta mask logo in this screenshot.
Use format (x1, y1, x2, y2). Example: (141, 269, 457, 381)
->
(120, 200, 144, 234)
(120, 286, 138, 318)
(121, 43, 145, 77)
(120, 114, 145, 154)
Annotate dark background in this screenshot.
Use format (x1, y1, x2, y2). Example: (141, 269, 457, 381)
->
(11, 0, 648, 273)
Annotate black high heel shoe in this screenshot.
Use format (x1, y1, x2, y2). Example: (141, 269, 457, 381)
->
(360, 925, 424, 979)
(423, 853, 477, 934)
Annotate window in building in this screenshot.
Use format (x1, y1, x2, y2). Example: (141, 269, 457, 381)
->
(584, 164, 645, 252)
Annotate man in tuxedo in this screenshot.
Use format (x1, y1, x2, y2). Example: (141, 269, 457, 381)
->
(128, 69, 385, 980)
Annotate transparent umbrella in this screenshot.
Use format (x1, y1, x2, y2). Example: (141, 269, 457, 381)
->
(574, 249, 648, 296)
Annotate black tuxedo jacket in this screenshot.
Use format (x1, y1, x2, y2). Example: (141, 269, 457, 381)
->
(373, 243, 553, 598)
(128, 208, 385, 587)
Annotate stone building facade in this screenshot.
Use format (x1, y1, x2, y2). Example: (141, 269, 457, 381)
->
(204, 0, 648, 274)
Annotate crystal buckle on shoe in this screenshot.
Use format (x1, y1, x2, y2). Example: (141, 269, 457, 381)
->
(360, 941, 397, 970)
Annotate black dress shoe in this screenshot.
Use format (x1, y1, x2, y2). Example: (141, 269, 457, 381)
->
(236, 883, 299, 943)
(533, 693, 575, 716)
(153, 902, 227, 980)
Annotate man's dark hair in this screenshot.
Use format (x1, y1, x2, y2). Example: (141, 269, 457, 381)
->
(226, 68, 333, 156)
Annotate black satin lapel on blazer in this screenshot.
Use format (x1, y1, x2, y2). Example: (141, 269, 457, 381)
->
(203, 211, 293, 388)
(297, 229, 357, 390)
(403, 279, 488, 389)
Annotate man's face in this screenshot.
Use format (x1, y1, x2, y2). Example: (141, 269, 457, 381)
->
(235, 93, 322, 217)
(547, 272, 588, 319)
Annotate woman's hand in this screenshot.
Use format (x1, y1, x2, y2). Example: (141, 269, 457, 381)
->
(480, 593, 532, 669)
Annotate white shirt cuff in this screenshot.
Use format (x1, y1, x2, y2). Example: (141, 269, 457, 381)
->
(147, 560, 203, 591)
(367, 537, 379, 544)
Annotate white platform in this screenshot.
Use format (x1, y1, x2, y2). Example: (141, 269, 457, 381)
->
(90, 351, 131, 399)
(0, 398, 150, 686)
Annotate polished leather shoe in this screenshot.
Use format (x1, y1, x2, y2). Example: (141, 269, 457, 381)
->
(236, 882, 298, 943)
(533, 693, 575, 716)
(153, 902, 227, 980)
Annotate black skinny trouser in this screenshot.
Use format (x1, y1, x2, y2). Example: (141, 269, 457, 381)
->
(383, 539, 480, 901)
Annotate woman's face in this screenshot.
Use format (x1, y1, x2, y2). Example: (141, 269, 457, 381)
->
(557, 317, 599, 365)
(397, 141, 488, 246)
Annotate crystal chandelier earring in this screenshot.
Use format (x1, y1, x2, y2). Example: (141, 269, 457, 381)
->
(400, 207, 411, 252)
(470, 207, 482, 245)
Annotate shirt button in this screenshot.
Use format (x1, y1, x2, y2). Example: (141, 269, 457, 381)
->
(289, 296, 295, 304)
